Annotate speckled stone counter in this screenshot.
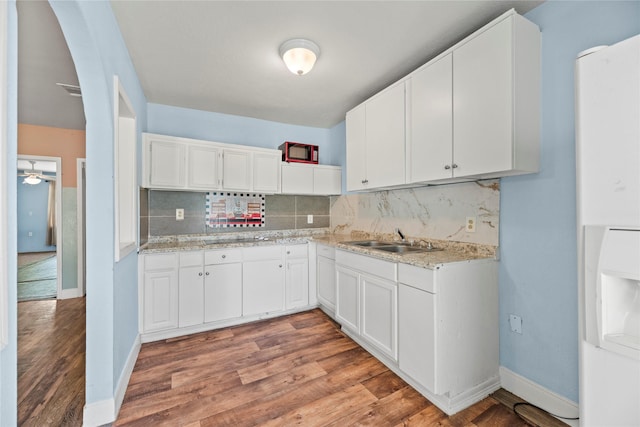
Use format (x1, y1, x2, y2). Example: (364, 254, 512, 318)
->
(140, 228, 497, 269)
(312, 232, 497, 269)
(140, 228, 330, 254)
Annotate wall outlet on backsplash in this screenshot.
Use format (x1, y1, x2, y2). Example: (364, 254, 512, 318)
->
(176, 208, 184, 221)
(307, 214, 313, 224)
(466, 217, 476, 233)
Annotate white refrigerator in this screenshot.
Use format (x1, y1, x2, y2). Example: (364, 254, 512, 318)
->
(576, 34, 640, 426)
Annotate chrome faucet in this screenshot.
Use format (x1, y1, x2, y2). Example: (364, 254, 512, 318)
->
(395, 228, 405, 242)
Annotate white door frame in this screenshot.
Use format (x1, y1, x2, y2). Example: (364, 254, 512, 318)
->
(77, 158, 86, 296)
(17, 154, 63, 298)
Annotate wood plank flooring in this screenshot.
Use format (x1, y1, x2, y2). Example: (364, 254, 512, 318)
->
(116, 309, 567, 427)
(17, 297, 85, 427)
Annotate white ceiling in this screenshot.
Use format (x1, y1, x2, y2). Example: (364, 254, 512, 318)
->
(17, 159, 57, 174)
(18, 0, 543, 131)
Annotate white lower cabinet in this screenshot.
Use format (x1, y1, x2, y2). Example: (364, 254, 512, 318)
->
(242, 246, 285, 316)
(316, 244, 336, 312)
(178, 251, 205, 328)
(335, 250, 398, 362)
(335, 265, 360, 333)
(398, 261, 498, 399)
(142, 253, 179, 332)
(204, 249, 243, 323)
(361, 274, 398, 361)
(285, 244, 309, 310)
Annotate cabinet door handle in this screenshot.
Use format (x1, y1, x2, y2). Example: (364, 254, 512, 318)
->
(452, 163, 458, 169)
(279, 264, 283, 268)
(287, 251, 290, 255)
(198, 272, 203, 276)
(361, 179, 369, 184)
(444, 165, 451, 170)
(222, 254, 226, 259)
(205, 271, 210, 276)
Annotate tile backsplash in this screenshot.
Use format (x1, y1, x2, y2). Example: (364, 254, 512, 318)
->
(143, 190, 330, 237)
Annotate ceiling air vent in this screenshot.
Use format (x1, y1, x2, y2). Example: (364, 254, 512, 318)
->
(56, 83, 82, 97)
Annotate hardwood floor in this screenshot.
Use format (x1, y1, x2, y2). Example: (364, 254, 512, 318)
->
(17, 297, 85, 427)
(116, 309, 567, 427)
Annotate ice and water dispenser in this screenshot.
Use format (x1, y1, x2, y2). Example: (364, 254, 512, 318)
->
(584, 226, 640, 360)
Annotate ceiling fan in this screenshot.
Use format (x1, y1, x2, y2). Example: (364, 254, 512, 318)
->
(18, 160, 56, 185)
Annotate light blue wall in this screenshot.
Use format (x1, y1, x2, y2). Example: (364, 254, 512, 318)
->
(500, 1, 640, 403)
(1, 1, 18, 424)
(148, 103, 341, 166)
(16, 179, 57, 253)
(50, 0, 147, 414)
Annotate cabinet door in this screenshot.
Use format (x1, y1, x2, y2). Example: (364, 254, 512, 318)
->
(285, 257, 309, 309)
(335, 265, 360, 333)
(361, 274, 398, 361)
(313, 167, 342, 195)
(366, 82, 406, 188)
(178, 265, 204, 327)
(281, 163, 314, 194)
(188, 144, 220, 190)
(143, 269, 178, 332)
(345, 104, 368, 191)
(204, 263, 242, 323)
(399, 284, 436, 392)
(453, 17, 513, 177)
(408, 53, 453, 182)
(253, 151, 280, 193)
(149, 140, 185, 188)
(317, 255, 336, 311)
(222, 149, 252, 191)
(243, 260, 285, 316)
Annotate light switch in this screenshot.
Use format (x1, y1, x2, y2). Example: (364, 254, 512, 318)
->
(176, 208, 184, 221)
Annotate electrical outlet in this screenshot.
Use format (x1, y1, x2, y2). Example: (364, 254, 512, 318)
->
(307, 214, 313, 224)
(466, 216, 476, 233)
(28, 231, 33, 237)
(509, 314, 522, 334)
(176, 208, 184, 221)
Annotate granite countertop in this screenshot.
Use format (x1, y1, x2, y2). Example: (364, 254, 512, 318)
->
(140, 229, 498, 269)
(312, 233, 497, 269)
(139, 228, 329, 254)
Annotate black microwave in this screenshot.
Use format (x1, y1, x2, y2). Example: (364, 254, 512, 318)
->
(279, 141, 319, 164)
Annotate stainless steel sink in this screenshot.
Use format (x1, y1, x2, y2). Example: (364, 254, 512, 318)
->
(374, 245, 427, 254)
(345, 240, 443, 254)
(346, 240, 389, 247)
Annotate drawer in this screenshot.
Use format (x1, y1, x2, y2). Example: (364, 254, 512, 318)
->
(317, 244, 335, 259)
(144, 253, 178, 271)
(285, 244, 308, 259)
(205, 248, 242, 264)
(243, 245, 283, 261)
(335, 249, 397, 281)
(398, 263, 436, 293)
(179, 251, 203, 267)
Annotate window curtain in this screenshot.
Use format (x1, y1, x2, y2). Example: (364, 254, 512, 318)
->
(46, 181, 56, 246)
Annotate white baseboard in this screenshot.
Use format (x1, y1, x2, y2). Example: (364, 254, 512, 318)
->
(499, 366, 579, 426)
(83, 335, 141, 427)
(115, 334, 141, 415)
(58, 287, 82, 300)
(83, 398, 115, 427)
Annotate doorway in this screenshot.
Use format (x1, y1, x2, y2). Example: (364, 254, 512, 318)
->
(16, 155, 61, 301)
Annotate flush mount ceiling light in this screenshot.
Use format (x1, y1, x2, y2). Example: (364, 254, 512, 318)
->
(279, 39, 320, 76)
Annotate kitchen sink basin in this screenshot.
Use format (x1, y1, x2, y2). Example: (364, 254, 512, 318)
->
(345, 240, 443, 254)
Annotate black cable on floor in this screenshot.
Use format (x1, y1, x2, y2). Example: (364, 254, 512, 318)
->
(513, 402, 579, 426)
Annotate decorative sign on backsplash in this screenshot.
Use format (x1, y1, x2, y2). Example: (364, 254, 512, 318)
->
(206, 192, 265, 228)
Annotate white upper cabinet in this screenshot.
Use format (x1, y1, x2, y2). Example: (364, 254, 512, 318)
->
(253, 151, 281, 193)
(281, 162, 342, 195)
(451, 13, 540, 179)
(346, 83, 406, 191)
(222, 148, 251, 191)
(147, 138, 186, 188)
(187, 143, 221, 190)
(407, 54, 453, 183)
(142, 133, 281, 193)
(347, 10, 540, 190)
